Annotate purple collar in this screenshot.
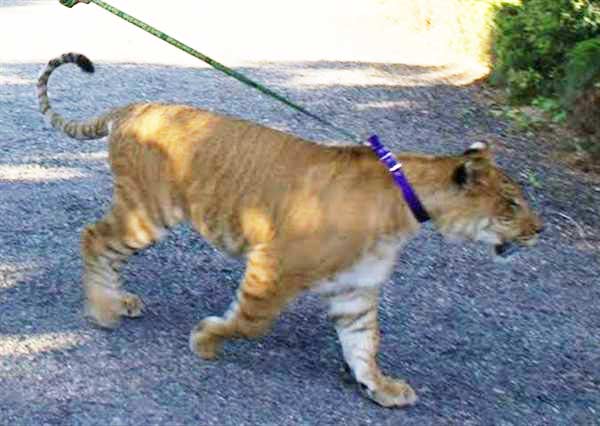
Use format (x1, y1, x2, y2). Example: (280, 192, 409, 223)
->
(366, 135, 431, 223)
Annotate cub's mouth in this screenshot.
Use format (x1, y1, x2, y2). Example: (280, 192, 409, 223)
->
(494, 242, 520, 259)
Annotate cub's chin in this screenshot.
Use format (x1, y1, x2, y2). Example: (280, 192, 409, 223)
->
(492, 242, 520, 263)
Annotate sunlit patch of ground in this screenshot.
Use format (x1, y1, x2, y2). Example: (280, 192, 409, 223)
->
(16, 151, 108, 163)
(0, 164, 87, 182)
(286, 63, 486, 89)
(0, 262, 40, 290)
(0, 333, 88, 357)
(1, 0, 488, 83)
(0, 73, 34, 85)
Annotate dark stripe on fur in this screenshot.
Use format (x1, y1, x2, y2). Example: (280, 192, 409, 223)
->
(239, 304, 269, 322)
(106, 244, 131, 257)
(240, 290, 265, 303)
(332, 309, 371, 329)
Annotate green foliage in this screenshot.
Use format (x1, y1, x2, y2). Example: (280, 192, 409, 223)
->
(531, 96, 567, 123)
(491, 0, 600, 103)
(564, 37, 600, 104)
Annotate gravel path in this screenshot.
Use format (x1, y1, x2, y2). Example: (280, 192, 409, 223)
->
(1, 1, 599, 425)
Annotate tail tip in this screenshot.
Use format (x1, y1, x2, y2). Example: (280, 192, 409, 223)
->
(76, 55, 94, 73)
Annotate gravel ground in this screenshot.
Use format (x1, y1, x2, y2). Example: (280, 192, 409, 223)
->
(1, 1, 599, 425)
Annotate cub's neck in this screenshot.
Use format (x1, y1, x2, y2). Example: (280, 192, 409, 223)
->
(395, 154, 465, 226)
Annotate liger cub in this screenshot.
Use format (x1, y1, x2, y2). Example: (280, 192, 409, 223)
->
(38, 53, 542, 408)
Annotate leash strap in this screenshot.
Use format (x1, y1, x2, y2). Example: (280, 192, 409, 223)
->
(60, 0, 358, 142)
(58, 0, 431, 223)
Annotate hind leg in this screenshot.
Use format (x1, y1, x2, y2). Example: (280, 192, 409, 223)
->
(81, 192, 168, 328)
(190, 244, 299, 359)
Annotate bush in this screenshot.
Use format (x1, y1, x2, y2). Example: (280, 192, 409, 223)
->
(564, 38, 600, 140)
(571, 86, 600, 140)
(491, 0, 600, 103)
(564, 37, 600, 104)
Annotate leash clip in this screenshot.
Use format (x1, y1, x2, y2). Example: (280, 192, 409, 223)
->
(59, 0, 90, 8)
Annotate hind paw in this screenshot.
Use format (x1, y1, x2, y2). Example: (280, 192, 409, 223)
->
(84, 285, 143, 329)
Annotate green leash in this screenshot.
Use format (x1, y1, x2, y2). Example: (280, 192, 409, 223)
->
(58, 0, 360, 143)
(58, 0, 432, 223)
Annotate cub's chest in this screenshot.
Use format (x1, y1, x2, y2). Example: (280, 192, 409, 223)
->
(314, 237, 406, 295)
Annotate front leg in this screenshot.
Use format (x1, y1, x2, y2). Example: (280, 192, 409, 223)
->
(327, 288, 417, 408)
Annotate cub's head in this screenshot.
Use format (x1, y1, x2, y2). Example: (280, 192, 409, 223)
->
(436, 142, 543, 260)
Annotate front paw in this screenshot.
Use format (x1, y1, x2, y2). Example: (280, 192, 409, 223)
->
(189, 316, 225, 360)
(362, 376, 417, 408)
(120, 292, 144, 318)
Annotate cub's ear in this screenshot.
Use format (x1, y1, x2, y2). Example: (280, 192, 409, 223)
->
(463, 141, 493, 161)
(453, 159, 489, 187)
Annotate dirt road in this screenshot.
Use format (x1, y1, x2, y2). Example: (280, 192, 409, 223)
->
(1, 1, 598, 425)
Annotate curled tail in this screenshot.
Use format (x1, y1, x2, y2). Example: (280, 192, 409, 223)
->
(37, 52, 114, 140)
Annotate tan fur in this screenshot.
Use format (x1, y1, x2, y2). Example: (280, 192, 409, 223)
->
(38, 53, 542, 408)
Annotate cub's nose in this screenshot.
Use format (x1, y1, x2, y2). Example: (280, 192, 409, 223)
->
(532, 215, 544, 235)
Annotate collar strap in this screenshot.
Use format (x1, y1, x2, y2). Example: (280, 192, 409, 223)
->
(366, 135, 431, 223)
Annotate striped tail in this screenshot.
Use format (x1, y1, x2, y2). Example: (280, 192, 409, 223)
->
(37, 52, 113, 140)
